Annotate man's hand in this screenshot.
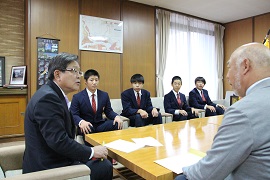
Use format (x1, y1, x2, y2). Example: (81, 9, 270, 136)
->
(92, 145, 108, 159)
(138, 109, 148, 118)
(152, 108, 159, 117)
(206, 105, 216, 112)
(179, 110, 188, 116)
(79, 120, 93, 134)
(191, 108, 199, 116)
(217, 104, 226, 110)
(113, 116, 123, 129)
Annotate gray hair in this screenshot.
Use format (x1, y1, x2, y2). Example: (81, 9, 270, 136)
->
(48, 52, 78, 80)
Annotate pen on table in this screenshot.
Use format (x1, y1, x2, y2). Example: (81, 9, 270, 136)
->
(101, 141, 105, 161)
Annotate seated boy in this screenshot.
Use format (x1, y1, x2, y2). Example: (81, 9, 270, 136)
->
(121, 74, 162, 127)
(164, 76, 198, 121)
(189, 76, 225, 117)
(70, 69, 123, 145)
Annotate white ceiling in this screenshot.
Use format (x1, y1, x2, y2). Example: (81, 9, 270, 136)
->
(129, 0, 270, 23)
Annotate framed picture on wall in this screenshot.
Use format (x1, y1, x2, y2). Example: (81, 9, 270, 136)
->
(0, 57, 5, 87)
(79, 15, 123, 53)
(9, 66, 26, 85)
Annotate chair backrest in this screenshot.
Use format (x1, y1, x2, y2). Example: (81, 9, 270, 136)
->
(225, 91, 234, 107)
(0, 144, 25, 173)
(110, 99, 123, 114)
(150, 97, 165, 113)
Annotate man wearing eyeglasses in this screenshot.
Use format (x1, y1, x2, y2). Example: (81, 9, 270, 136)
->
(23, 53, 113, 180)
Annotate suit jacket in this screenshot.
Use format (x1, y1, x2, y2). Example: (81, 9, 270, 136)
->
(183, 78, 270, 179)
(70, 89, 118, 125)
(189, 88, 216, 109)
(23, 80, 91, 173)
(164, 90, 191, 114)
(121, 88, 154, 117)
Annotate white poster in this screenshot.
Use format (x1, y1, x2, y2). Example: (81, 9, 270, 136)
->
(79, 15, 123, 53)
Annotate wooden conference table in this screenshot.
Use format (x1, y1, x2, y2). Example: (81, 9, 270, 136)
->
(86, 115, 224, 180)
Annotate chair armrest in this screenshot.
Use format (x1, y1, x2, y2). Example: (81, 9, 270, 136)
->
(5, 164, 90, 180)
(161, 112, 173, 117)
(0, 145, 25, 172)
(119, 116, 130, 129)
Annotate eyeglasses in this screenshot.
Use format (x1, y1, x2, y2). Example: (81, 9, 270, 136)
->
(62, 68, 84, 76)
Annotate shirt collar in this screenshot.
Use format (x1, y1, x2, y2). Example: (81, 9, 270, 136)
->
(53, 81, 67, 98)
(86, 88, 97, 97)
(246, 77, 270, 95)
(134, 90, 141, 96)
(173, 90, 179, 96)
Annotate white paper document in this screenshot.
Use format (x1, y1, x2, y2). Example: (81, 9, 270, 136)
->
(154, 150, 205, 174)
(104, 139, 144, 153)
(132, 136, 163, 147)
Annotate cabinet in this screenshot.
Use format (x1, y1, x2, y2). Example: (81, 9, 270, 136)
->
(0, 88, 27, 138)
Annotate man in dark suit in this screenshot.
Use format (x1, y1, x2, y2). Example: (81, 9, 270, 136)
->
(164, 76, 198, 121)
(70, 69, 123, 145)
(189, 77, 225, 117)
(23, 53, 112, 180)
(121, 74, 162, 127)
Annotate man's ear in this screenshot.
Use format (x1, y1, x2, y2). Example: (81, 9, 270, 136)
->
(242, 59, 250, 75)
(54, 70, 61, 80)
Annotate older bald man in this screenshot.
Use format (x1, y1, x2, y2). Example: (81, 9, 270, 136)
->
(175, 43, 270, 180)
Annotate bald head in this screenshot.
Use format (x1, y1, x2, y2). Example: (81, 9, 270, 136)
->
(227, 43, 270, 97)
(231, 43, 270, 73)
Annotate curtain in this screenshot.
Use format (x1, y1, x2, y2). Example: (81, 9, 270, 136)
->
(156, 9, 170, 97)
(215, 24, 225, 99)
(161, 11, 224, 100)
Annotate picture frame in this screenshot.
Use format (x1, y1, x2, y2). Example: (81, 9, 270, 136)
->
(0, 57, 5, 87)
(79, 15, 123, 53)
(230, 95, 240, 105)
(9, 65, 26, 85)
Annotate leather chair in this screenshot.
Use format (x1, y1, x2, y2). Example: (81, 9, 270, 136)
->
(0, 144, 90, 180)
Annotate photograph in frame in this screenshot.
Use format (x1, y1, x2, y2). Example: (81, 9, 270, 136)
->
(0, 57, 5, 87)
(230, 95, 240, 106)
(9, 66, 26, 85)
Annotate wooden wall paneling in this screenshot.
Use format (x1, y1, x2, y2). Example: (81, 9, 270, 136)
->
(0, 0, 24, 85)
(254, 13, 270, 43)
(80, 0, 120, 20)
(80, 51, 121, 98)
(122, 1, 156, 96)
(29, 0, 79, 98)
(79, 0, 121, 98)
(223, 18, 253, 95)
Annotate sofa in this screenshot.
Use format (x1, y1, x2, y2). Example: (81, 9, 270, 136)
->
(0, 144, 90, 180)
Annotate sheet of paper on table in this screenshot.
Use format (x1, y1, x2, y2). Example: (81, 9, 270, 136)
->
(131, 136, 163, 147)
(104, 139, 144, 153)
(154, 149, 206, 174)
(104, 137, 163, 153)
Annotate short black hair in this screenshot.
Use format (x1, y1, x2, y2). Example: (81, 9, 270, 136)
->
(130, 74, 144, 84)
(48, 52, 78, 80)
(195, 77, 206, 84)
(84, 69, 100, 80)
(171, 76, 182, 84)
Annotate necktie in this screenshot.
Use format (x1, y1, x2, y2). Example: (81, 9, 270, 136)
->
(64, 96, 70, 109)
(137, 92, 141, 107)
(177, 93, 181, 106)
(92, 94, 96, 113)
(201, 91, 206, 102)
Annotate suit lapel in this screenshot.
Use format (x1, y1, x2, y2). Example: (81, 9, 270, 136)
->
(83, 89, 95, 113)
(47, 80, 74, 138)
